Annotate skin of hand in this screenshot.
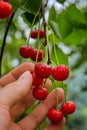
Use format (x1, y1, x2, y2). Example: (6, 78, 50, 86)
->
(0, 62, 65, 130)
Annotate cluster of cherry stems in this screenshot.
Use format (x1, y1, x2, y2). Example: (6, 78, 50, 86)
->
(0, 0, 76, 124)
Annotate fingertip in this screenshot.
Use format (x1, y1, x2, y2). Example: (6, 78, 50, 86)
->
(45, 78, 52, 89)
(57, 88, 65, 103)
(44, 117, 66, 130)
(11, 62, 35, 80)
(18, 71, 32, 83)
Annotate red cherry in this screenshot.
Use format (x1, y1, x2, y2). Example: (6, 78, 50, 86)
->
(39, 30, 45, 38)
(34, 62, 51, 78)
(0, 1, 12, 19)
(31, 49, 44, 62)
(32, 72, 43, 87)
(33, 86, 48, 100)
(48, 108, 64, 123)
(19, 45, 34, 58)
(30, 30, 45, 39)
(30, 30, 38, 39)
(61, 101, 76, 114)
(52, 65, 69, 81)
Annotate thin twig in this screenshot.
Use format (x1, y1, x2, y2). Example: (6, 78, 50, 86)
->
(0, 13, 14, 77)
(41, 0, 47, 46)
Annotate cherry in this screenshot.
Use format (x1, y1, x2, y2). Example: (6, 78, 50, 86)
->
(33, 86, 48, 100)
(34, 62, 51, 78)
(0, 1, 12, 19)
(52, 65, 69, 81)
(61, 101, 76, 114)
(19, 45, 34, 58)
(30, 30, 45, 39)
(47, 108, 64, 123)
(32, 72, 43, 87)
(39, 30, 45, 38)
(31, 49, 44, 62)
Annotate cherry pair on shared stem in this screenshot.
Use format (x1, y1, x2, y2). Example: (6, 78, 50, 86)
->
(19, 46, 44, 62)
(30, 30, 45, 39)
(48, 101, 76, 123)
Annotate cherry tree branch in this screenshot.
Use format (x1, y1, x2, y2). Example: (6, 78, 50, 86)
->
(0, 13, 14, 77)
(41, 0, 51, 65)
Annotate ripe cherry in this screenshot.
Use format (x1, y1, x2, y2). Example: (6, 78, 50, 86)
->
(52, 65, 69, 81)
(39, 30, 45, 38)
(0, 1, 12, 19)
(31, 49, 44, 62)
(30, 30, 45, 39)
(33, 86, 48, 100)
(32, 72, 43, 87)
(34, 62, 52, 78)
(48, 108, 64, 123)
(61, 101, 76, 114)
(19, 45, 34, 58)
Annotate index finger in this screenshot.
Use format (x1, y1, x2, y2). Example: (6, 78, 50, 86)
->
(0, 62, 34, 87)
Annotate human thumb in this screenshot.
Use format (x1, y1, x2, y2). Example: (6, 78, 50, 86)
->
(0, 71, 33, 109)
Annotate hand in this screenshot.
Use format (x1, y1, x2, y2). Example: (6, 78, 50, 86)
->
(0, 62, 65, 130)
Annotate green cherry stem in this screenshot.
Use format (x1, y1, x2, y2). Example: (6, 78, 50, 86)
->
(54, 80, 59, 110)
(48, 25, 60, 65)
(27, 8, 41, 46)
(62, 81, 67, 103)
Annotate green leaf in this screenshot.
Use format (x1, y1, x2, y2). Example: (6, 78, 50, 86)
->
(48, 7, 72, 39)
(56, 0, 66, 4)
(21, 0, 41, 14)
(49, 6, 57, 22)
(66, 4, 87, 28)
(49, 20, 61, 38)
(22, 12, 40, 26)
(64, 28, 87, 46)
(56, 11, 73, 38)
(9, 0, 22, 12)
(51, 45, 68, 66)
(48, 33, 61, 44)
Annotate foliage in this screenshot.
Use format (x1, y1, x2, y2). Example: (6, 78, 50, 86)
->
(0, 0, 87, 129)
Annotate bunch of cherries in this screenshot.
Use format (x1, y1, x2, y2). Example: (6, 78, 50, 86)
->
(19, 29, 76, 123)
(0, 0, 76, 124)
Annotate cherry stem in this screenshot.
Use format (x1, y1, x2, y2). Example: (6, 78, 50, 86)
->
(62, 82, 67, 103)
(27, 8, 41, 46)
(41, 0, 47, 46)
(54, 80, 59, 110)
(0, 13, 14, 77)
(40, 1, 51, 65)
(48, 25, 60, 66)
(43, 79, 47, 88)
(44, 0, 49, 8)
